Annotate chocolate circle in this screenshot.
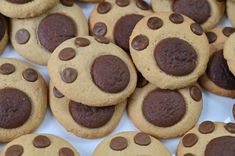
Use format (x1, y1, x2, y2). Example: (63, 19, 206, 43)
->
(0, 63, 15, 75)
(190, 86, 202, 101)
(205, 136, 235, 156)
(198, 121, 215, 134)
(91, 55, 130, 93)
(169, 13, 184, 24)
(69, 101, 115, 128)
(134, 133, 151, 146)
(131, 34, 149, 51)
(184, 154, 194, 156)
(110, 136, 128, 151)
(0, 14, 6, 41)
(222, 27, 235, 37)
(136, 0, 150, 10)
(147, 17, 163, 30)
(206, 50, 235, 90)
(0, 88, 32, 129)
(5, 145, 24, 156)
(59, 48, 76, 61)
(114, 14, 144, 52)
(95, 36, 110, 44)
(154, 37, 197, 76)
(22, 68, 38, 82)
(37, 13, 77, 53)
(60, 0, 74, 6)
(75, 37, 90, 47)
(115, 0, 130, 7)
(172, 0, 210, 24)
(206, 32, 217, 44)
(190, 23, 203, 36)
(33, 135, 51, 148)
(97, 2, 112, 14)
(15, 29, 30, 45)
(225, 123, 235, 133)
(7, 0, 32, 4)
(61, 68, 78, 83)
(59, 147, 75, 156)
(142, 89, 186, 127)
(182, 133, 198, 147)
(93, 22, 107, 36)
(53, 87, 64, 98)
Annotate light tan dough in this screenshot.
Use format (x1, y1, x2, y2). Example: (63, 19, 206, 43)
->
(0, 14, 8, 54)
(224, 33, 235, 77)
(227, 0, 235, 27)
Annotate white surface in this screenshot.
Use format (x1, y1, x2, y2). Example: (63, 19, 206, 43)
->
(0, 2, 234, 156)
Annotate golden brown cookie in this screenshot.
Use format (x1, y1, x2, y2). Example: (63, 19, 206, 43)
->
(227, 0, 235, 27)
(152, 0, 225, 31)
(177, 122, 235, 156)
(89, 0, 152, 53)
(130, 12, 210, 89)
(0, 14, 8, 54)
(11, 1, 88, 65)
(224, 33, 235, 77)
(128, 83, 203, 139)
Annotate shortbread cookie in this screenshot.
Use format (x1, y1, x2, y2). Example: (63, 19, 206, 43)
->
(93, 132, 171, 156)
(0, 58, 47, 143)
(152, 0, 225, 31)
(130, 12, 209, 89)
(0, 134, 80, 156)
(224, 33, 235, 77)
(89, 0, 152, 53)
(0, 14, 8, 53)
(0, 0, 57, 18)
(227, 0, 235, 27)
(48, 36, 137, 106)
(177, 121, 235, 156)
(50, 82, 126, 139)
(206, 27, 235, 53)
(11, 1, 88, 65)
(128, 83, 202, 139)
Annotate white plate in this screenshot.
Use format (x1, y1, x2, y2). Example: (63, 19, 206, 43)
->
(0, 1, 234, 156)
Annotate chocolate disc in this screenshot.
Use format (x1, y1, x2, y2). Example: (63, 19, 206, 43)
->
(5, 145, 24, 156)
(190, 86, 202, 101)
(142, 89, 186, 127)
(59, 48, 76, 61)
(60, 0, 74, 6)
(97, 2, 112, 14)
(131, 34, 149, 51)
(33, 135, 51, 148)
(53, 87, 64, 98)
(15, 29, 30, 45)
(93, 22, 107, 36)
(115, 0, 130, 7)
(0, 14, 6, 41)
(206, 32, 217, 44)
(59, 147, 75, 156)
(222, 27, 235, 37)
(198, 121, 215, 134)
(0, 63, 15, 75)
(7, 0, 32, 4)
(134, 133, 151, 146)
(190, 23, 203, 36)
(22, 68, 38, 82)
(69, 101, 115, 128)
(110, 136, 128, 151)
(0, 88, 32, 129)
(61, 68, 78, 83)
(75, 37, 90, 47)
(169, 13, 184, 24)
(147, 17, 163, 30)
(182, 133, 198, 147)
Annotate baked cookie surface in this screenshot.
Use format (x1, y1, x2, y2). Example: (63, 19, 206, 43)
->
(0, 133, 80, 156)
(0, 14, 8, 54)
(128, 83, 202, 139)
(93, 131, 171, 156)
(48, 36, 137, 107)
(177, 122, 235, 156)
(227, 0, 235, 27)
(0, 58, 47, 143)
(224, 33, 235, 77)
(130, 12, 209, 89)
(11, 1, 88, 65)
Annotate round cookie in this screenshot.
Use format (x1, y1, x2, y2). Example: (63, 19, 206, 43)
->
(130, 12, 210, 89)
(0, 134, 80, 156)
(224, 33, 235, 77)
(11, 1, 88, 65)
(128, 83, 203, 139)
(206, 27, 235, 53)
(48, 36, 137, 107)
(0, 0, 57, 18)
(0, 14, 8, 54)
(151, 0, 225, 31)
(49, 82, 127, 139)
(227, 0, 235, 27)
(93, 131, 171, 156)
(0, 58, 47, 143)
(177, 121, 235, 156)
(89, 0, 152, 53)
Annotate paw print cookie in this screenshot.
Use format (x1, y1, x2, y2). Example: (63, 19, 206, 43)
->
(128, 83, 202, 139)
(11, 1, 88, 65)
(151, 0, 225, 31)
(177, 121, 235, 156)
(89, 0, 152, 53)
(0, 134, 80, 156)
(0, 14, 8, 54)
(0, 58, 47, 143)
(49, 82, 127, 139)
(224, 33, 235, 77)
(48, 36, 137, 107)
(0, 0, 57, 18)
(227, 0, 235, 27)
(93, 132, 171, 156)
(130, 12, 209, 89)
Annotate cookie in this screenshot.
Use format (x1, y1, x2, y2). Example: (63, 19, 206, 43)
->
(0, 0, 57, 18)
(227, 0, 235, 27)
(224, 33, 235, 77)
(93, 131, 171, 156)
(89, 0, 152, 53)
(206, 27, 235, 53)
(0, 14, 8, 54)
(128, 83, 202, 139)
(177, 121, 235, 156)
(130, 12, 209, 89)
(233, 104, 235, 120)
(48, 36, 137, 107)
(151, 0, 225, 31)
(11, 1, 88, 65)
(0, 58, 47, 143)
(49, 82, 127, 139)
(0, 133, 80, 156)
